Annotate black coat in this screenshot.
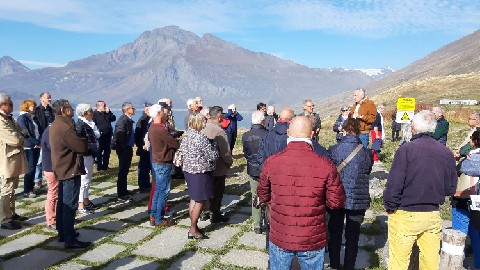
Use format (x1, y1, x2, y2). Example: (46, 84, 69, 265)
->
(242, 124, 268, 180)
(34, 105, 54, 137)
(135, 112, 150, 155)
(112, 114, 134, 152)
(93, 110, 116, 136)
(75, 119, 99, 156)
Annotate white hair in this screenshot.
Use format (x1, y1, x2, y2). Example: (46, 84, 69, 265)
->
(228, 104, 236, 110)
(0, 93, 10, 105)
(354, 88, 366, 96)
(267, 106, 275, 114)
(432, 106, 445, 115)
(148, 104, 162, 118)
(251, 111, 265, 125)
(75, 103, 93, 117)
(412, 110, 437, 133)
(186, 98, 195, 108)
(200, 106, 210, 118)
(158, 98, 168, 103)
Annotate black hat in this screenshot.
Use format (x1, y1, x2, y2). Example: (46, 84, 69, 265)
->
(144, 102, 153, 107)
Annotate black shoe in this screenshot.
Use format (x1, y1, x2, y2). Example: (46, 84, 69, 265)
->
(65, 240, 91, 249)
(254, 228, 262, 234)
(11, 214, 28, 221)
(1, 221, 21, 230)
(117, 195, 133, 202)
(211, 215, 230, 223)
(58, 231, 80, 242)
(84, 202, 100, 210)
(188, 231, 209, 240)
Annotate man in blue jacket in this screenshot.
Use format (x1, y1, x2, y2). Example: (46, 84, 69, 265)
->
(383, 110, 457, 270)
(225, 104, 243, 151)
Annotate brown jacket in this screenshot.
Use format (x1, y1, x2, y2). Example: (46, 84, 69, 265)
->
(149, 123, 180, 164)
(350, 98, 377, 133)
(50, 115, 88, 180)
(0, 114, 28, 178)
(201, 120, 233, 176)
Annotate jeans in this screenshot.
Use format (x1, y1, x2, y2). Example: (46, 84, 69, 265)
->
(56, 176, 80, 245)
(388, 210, 441, 270)
(79, 156, 94, 202)
(269, 241, 325, 270)
(210, 175, 226, 218)
(150, 163, 172, 224)
(96, 134, 112, 170)
(452, 207, 480, 268)
(24, 148, 40, 193)
(34, 149, 42, 183)
(359, 133, 370, 148)
(328, 208, 366, 270)
(116, 146, 133, 197)
(137, 149, 152, 190)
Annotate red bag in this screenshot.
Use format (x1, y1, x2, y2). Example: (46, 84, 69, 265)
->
(221, 118, 230, 129)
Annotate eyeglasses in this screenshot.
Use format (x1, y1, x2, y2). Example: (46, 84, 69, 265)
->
(469, 118, 478, 120)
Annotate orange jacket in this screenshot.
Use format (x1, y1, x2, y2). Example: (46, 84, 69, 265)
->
(350, 99, 377, 133)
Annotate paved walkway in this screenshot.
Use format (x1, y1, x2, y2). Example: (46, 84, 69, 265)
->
(0, 163, 392, 270)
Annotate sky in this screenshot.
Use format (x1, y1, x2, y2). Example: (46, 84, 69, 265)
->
(1, 0, 480, 71)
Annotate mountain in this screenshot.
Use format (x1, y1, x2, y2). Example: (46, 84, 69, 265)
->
(354, 67, 395, 80)
(315, 29, 480, 117)
(0, 26, 373, 110)
(0, 56, 30, 76)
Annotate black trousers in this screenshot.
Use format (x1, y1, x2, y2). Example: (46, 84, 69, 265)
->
(226, 131, 237, 152)
(116, 146, 133, 197)
(327, 208, 366, 270)
(96, 134, 112, 170)
(210, 175, 226, 217)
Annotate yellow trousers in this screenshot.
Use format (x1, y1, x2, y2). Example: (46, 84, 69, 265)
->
(388, 210, 441, 270)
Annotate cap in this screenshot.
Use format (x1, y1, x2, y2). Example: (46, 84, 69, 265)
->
(144, 102, 153, 107)
(158, 101, 172, 110)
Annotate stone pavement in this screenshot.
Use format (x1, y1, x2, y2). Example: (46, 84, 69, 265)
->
(0, 162, 395, 270)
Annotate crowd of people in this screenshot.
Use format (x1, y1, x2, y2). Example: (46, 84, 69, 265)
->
(1, 89, 480, 269)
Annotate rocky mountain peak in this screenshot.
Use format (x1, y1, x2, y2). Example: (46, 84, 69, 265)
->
(0, 56, 30, 76)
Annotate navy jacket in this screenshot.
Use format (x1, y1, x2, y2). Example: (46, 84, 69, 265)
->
(41, 126, 52, 172)
(329, 135, 373, 210)
(225, 109, 243, 134)
(257, 121, 289, 169)
(17, 113, 40, 148)
(265, 113, 278, 131)
(112, 114, 134, 152)
(384, 133, 457, 212)
(242, 124, 268, 180)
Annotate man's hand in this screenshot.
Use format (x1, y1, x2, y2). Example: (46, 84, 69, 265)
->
(105, 106, 110, 113)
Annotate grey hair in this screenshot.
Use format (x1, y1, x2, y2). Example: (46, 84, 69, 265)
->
(251, 111, 265, 125)
(209, 106, 223, 119)
(432, 106, 445, 115)
(148, 104, 162, 118)
(303, 99, 313, 106)
(412, 110, 437, 133)
(186, 98, 195, 108)
(122, 102, 132, 113)
(355, 88, 366, 96)
(0, 93, 11, 105)
(40, 92, 50, 98)
(75, 103, 93, 117)
(200, 106, 210, 118)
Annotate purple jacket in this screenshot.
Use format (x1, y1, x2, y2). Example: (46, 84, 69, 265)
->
(383, 133, 457, 212)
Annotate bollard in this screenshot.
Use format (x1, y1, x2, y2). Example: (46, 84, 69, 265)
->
(439, 228, 467, 270)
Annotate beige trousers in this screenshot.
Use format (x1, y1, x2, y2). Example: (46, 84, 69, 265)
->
(0, 176, 19, 224)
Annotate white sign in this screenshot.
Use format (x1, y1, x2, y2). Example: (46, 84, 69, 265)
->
(396, 110, 414, 124)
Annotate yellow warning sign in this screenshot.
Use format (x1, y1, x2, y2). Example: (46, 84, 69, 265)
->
(401, 112, 410, 121)
(396, 110, 414, 124)
(397, 98, 416, 111)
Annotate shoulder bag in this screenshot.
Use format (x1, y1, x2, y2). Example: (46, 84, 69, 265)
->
(337, 144, 363, 172)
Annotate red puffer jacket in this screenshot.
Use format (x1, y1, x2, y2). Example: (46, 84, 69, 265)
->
(257, 141, 345, 251)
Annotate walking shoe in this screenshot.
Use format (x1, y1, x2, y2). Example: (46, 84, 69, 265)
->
(78, 208, 94, 215)
(0, 221, 21, 230)
(65, 240, 91, 249)
(117, 195, 133, 202)
(199, 212, 210, 221)
(84, 202, 100, 210)
(35, 181, 43, 189)
(154, 219, 175, 227)
(24, 192, 36, 198)
(211, 214, 230, 223)
(11, 213, 28, 221)
(58, 231, 80, 242)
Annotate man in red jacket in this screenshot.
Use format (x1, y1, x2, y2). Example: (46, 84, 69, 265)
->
(257, 116, 346, 269)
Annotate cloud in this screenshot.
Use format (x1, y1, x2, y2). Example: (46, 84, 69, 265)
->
(19, 60, 66, 68)
(0, 0, 479, 37)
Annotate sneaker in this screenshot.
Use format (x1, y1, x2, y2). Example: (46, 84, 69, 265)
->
(78, 208, 94, 215)
(0, 221, 21, 230)
(199, 212, 210, 221)
(84, 202, 100, 210)
(35, 181, 42, 189)
(24, 192, 36, 198)
(65, 240, 91, 249)
(211, 214, 230, 223)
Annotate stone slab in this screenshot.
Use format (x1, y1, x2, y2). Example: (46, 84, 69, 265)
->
(23, 212, 46, 225)
(3, 248, 73, 269)
(324, 246, 371, 269)
(110, 206, 149, 222)
(45, 228, 110, 248)
(132, 192, 150, 202)
(133, 226, 188, 259)
(91, 182, 115, 189)
(221, 249, 268, 269)
(101, 187, 117, 196)
(103, 257, 160, 270)
(78, 243, 126, 263)
(227, 213, 249, 225)
(91, 220, 129, 231)
(220, 194, 243, 210)
(198, 226, 240, 250)
(0, 224, 28, 237)
(238, 206, 252, 213)
(90, 195, 114, 205)
(169, 188, 189, 201)
(167, 251, 214, 270)
(169, 202, 189, 216)
(177, 217, 211, 229)
(14, 207, 30, 216)
(0, 233, 50, 255)
(113, 227, 153, 244)
(27, 200, 46, 209)
(57, 262, 91, 270)
(76, 209, 113, 221)
(237, 231, 267, 250)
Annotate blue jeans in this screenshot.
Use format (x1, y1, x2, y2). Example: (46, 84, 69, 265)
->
(452, 206, 480, 268)
(56, 176, 80, 245)
(269, 241, 325, 270)
(359, 133, 370, 148)
(150, 163, 172, 224)
(24, 148, 40, 193)
(34, 149, 42, 183)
